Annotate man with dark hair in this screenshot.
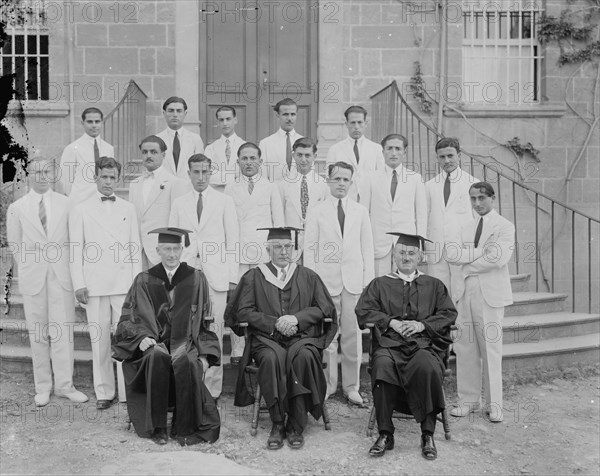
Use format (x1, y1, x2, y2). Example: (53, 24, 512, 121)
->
(59, 107, 114, 203)
(425, 137, 477, 298)
(282, 137, 329, 261)
(204, 106, 245, 190)
(259, 98, 302, 189)
(169, 154, 239, 399)
(69, 156, 141, 410)
(157, 96, 204, 180)
(112, 228, 221, 446)
(304, 161, 374, 406)
(225, 227, 338, 450)
(449, 182, 514, 423)
(326, 105, 384, 201)
(362, 133, 427, 276)
(356, 233, 457, 460)
(129, 135, 188, 269)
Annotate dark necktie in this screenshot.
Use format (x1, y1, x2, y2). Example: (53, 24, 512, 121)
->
(402, 281, 411, 318)
(39, 196, 47, 235)
(300, 175, 309, 220)
(225, 138, 231, 163)
(173, 131, 181, 170)
(93, 138, 100, 163)
(337, 199, 345, 236)
(390, 169, 398, 201)
(353, 139, 360, 165)
(197, 192, 203, 223)
(474, 217, 483, 248)
(443, 173, 451, 206)
(285, 132, 292, 171)
(101, 195, 116, 202)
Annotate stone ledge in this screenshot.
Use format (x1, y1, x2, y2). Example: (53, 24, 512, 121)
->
(444, 103, 567, 119)
(5, 100, 70, 118)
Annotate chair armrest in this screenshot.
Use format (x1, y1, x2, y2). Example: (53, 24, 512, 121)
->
(365, 322, 375, 328)
(239, 322, 249, 328)
(324, 318, 333, 323)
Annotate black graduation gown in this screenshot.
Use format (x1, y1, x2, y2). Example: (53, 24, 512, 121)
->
(112, 263, 221, 445)
(356, 273, 457, 420)
(224, 264, 338, 421)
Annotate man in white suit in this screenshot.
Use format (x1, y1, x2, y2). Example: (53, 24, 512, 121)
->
(69, 157, 142, 409)
(128, 135, 187, 269)
(259, 98, 303, 190)
(59, 107, 114, 204)
(225, 142, 284, 362)
(282, 137, 329, 261)
(7, 159, 88, 407)
(304, 161, 375, 405)
(156, 96, 204, 180)
(204, 106, 245, 190)
(362, 134, 427, 277)
(169, 154, 239, 399)
(449, 182, 514, 423)
(425, 137, 477, 299)
(326, 105, 385, 201)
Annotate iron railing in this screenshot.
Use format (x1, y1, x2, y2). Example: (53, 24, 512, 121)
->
(371, 80, 599, 313)
(103, 80, 147, 185)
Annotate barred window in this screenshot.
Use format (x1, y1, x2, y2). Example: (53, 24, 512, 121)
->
(0, 0, 49, 100)
(462, 1, 543, 105)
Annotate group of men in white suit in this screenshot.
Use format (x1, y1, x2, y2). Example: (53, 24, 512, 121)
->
(9, 96, 513, 423)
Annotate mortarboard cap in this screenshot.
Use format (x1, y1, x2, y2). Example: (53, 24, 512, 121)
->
(149, 227, 191, 247)
(387, 232, 432, 249)
(257, 226, 303, 250)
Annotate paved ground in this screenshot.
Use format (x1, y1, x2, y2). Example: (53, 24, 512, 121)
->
(1, 370, 599, 475)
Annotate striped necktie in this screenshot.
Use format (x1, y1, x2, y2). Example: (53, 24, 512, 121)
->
(225, 138, 231, 163)
(285, 132, 292, 171)
(39, 196, 47, 235)
(300, 175, 309, 219)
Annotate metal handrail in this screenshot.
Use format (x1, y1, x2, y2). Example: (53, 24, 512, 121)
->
(103, 80, 148, 186)
(371, 80, 599, 313)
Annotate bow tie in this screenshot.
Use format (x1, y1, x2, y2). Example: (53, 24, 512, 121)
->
(101, 196, 116, 202)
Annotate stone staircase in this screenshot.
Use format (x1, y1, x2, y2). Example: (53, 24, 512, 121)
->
(1, 273, 598, 389)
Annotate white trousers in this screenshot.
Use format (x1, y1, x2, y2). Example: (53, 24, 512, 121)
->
(324, 288, 362, 395)
(454, 276, 504, 410)
(22, 268, 77, 395)
(427, 257, 462, 303)
(203, 288, 227, 399)
(85, 294, 125, 401)
(374, 247, 394, 278)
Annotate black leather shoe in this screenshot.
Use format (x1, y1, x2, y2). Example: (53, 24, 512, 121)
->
(287, 430, 304, 449)
(152, 427, 168, 445)
(267, 423, 286, 450)
(421, 433, 437, 460)
(96, 399, 113, 410)
(369, 432, 394, 457)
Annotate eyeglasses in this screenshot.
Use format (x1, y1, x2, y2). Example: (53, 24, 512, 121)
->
(397, 250, 419, 257)
(272, 244, 294, 253)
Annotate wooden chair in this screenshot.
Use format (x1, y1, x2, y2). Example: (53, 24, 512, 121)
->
(364, 323, 456, 441)
(238, 319, 333, 436)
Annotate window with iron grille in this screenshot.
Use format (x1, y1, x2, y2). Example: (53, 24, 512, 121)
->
(1, 0, 49, 100)
(462, 1, 543, 105)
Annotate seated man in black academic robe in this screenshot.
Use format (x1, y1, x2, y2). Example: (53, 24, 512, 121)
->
(356, 233, 457, 460)
(225, 227, 338, 450)
(112, 228, 221, 446)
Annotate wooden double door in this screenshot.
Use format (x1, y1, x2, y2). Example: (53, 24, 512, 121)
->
(199, 0, 319, 144)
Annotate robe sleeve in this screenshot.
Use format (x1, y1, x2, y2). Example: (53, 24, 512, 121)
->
(355, 279, 393, 332)
(294, 272, 337, 335)
(112, 274, 159, 362)
(191, 270, 221, 367)
(418, 279, 457, 350)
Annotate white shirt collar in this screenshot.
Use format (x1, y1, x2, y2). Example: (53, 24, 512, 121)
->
(277, 128, 295, 138)
(29, 189, 51, 200)
(446, 167, 462, 180)
(221, 133, 239, 142)
(163, 263, 180, 277)
(166, 127, 184, 138)
(330, 195, 349, 209)
(347, 135, 365, 145)
(97, 191, 116, 200)
(394, 269, 423, 282)
(84, 134, 102, 144)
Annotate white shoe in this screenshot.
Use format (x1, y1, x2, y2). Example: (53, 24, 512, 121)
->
(344, 390, 363, 406)
(56, 390, 89, 403)
(34, 392, 51, 407)
(450, 404, 481, 417)
(485, 404, 503, 423)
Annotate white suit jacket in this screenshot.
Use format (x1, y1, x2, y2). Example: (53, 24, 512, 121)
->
(258, 128, 303, 184)
(128, 167, 188, 266)
(169, 187, 239, 291)
(425, 167, 477, 263)
(204, 133, 245, 187)
(156, 127, 204, 180)
(326, 136, 385, 201)
(59, 134, 114, 203)
(453, 209, 515, 307)
(7, 190, 73, 295)
(68, 193, 142, 296)
(283, 170, 330, 257)
(304, 196, 375, 296)
(225, 177, 285, 264)
(361, 165, 427, 258)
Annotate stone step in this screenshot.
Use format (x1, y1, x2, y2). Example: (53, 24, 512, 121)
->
(505, 292, 567, 316)
(510, 273, 531, 293)
(502, 312, 600, 344)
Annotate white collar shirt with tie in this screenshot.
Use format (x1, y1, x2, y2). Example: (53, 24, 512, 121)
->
(329, 194, 349, 211)
(275, 263, 290, 281)
(164, 263, 180, 283)
(141, 167, 159, 205)
(98, 191, 116, 214)
(30, 189, 52, 232)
